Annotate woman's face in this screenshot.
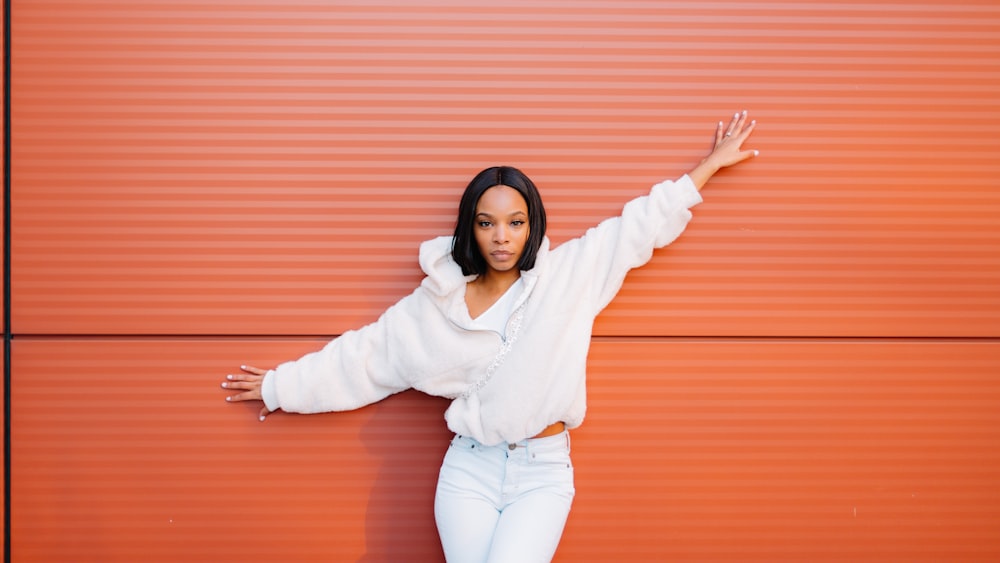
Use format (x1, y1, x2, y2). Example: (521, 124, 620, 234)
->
(473, 185, 530, 276)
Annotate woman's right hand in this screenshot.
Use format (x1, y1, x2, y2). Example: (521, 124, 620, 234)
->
(222, 364, 275, 421)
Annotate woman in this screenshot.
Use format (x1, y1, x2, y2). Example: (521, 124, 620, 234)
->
(222, 111, 758, 562)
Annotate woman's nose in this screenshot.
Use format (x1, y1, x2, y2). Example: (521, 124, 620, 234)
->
(493, 225, 509, 243)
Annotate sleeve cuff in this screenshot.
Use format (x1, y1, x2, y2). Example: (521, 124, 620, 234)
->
(675, 174, 704, 208)
(261, 370, 280, 411)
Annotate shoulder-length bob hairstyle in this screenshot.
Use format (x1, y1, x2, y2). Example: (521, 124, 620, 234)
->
(452, 166, 547, 276)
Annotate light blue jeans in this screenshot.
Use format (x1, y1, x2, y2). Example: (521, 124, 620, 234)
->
(434, 431, 575, 563)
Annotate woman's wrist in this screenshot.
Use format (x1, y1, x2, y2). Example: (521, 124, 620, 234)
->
(687, 156, 722, 191)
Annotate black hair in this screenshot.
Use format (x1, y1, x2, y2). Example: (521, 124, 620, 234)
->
(452, 166, 547, 276)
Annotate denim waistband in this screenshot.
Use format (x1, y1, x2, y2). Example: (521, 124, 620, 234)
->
(454, 430, 571, 454)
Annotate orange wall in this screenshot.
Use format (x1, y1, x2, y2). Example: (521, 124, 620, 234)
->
(8, 1, 1000, 561)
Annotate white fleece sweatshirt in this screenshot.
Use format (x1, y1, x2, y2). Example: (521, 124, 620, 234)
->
(261, 174, 702, 446)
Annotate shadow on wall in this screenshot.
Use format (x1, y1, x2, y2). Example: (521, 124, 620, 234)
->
(359, 391, 452, 562)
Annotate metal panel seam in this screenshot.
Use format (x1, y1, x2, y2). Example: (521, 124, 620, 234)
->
(3, 0, 11, 559)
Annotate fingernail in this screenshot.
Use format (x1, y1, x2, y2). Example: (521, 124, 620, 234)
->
(221, 382, 228, 388)
(227, 374, 233, 380)
(753, 150, 760, 157)
(742, 109, 747, 115)
(226, 396, 232, 402)
(751, 120, 756, 125)
(259, 415, 266, 422)
(734, 112, 739, 119)
(240, 365, 247, 370)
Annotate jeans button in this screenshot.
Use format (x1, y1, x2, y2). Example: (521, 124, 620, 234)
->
(508, 443, 516, 450)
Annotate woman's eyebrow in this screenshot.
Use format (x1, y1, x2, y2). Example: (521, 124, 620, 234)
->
(477, 210, 526, 217)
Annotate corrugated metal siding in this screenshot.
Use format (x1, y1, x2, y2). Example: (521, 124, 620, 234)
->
(10, 339, 1000, 561)
(11, 0, 1000, 337)
(573, 340, 1000, 561)
(12, 339, 451, 561)
(7, 1, 1000, 562)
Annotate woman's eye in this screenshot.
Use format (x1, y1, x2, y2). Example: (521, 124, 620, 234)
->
(477, 221, 492, 228)
(511, 220, 525, 227)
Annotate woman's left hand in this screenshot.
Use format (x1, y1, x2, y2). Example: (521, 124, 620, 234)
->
(707, 110, 758, 168)
(688, 110, 758, 190)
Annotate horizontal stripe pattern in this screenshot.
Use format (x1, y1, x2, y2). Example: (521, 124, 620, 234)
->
(7, 2, 1000, 562)
(9, 338, 1000, 561)
(10, 0, 1000, 336)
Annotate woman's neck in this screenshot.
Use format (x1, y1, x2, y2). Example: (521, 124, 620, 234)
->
(466, 270, 521, 319)
(474, 270, 521, 294)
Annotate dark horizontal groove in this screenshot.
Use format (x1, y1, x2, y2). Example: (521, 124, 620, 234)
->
(12, 333, 340, 341)
(594, 335, 1000, 343)
(9, 333, 999, 344)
